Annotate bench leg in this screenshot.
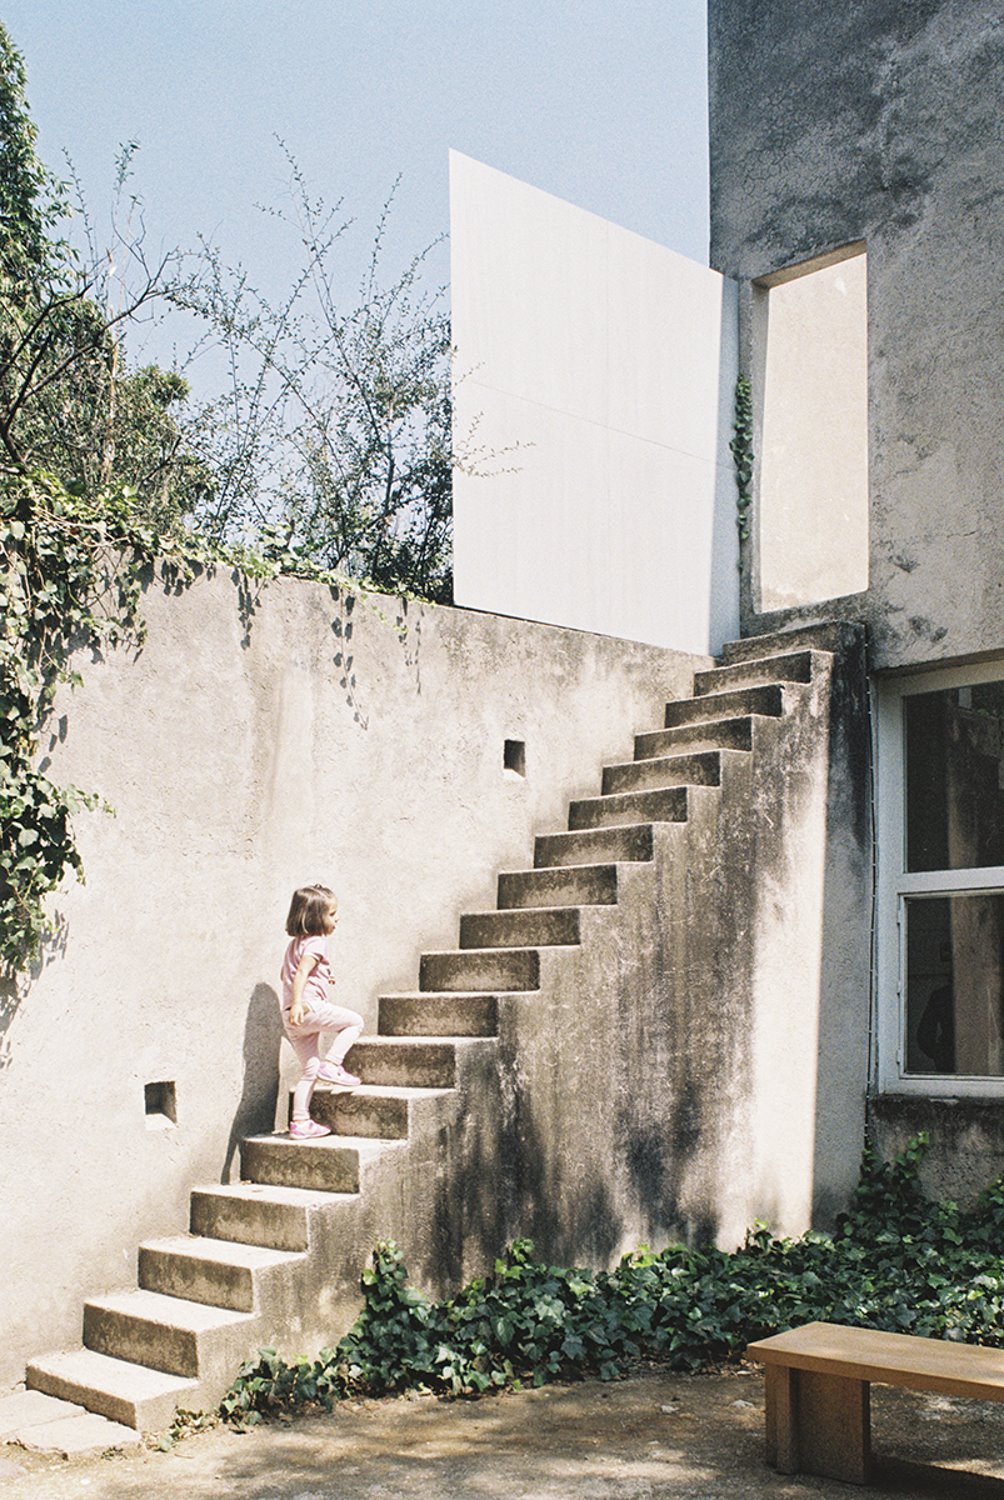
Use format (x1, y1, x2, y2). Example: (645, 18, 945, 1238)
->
(764, 1366, 871, 1485)
(765, 1365, 799, 1473)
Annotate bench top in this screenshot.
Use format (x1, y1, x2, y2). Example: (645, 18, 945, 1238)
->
(747, 1322, 1004, 1402)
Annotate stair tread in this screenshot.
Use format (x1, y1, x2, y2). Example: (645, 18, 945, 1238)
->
(717, 649, 822, 669)
(677, 684, 783, 705)
(353, 1031, 492, 1045)
(634, 718, 755, 756)
(138, 1235, 304, 1269)
(540, 824, 656, 846)
(316, 1081, 453, 1100)
(418, 947, 541, 960)
(604, 752, 719, 771)
(461, 904, 609, 919)
(380, 1032, 501, 1043)
(703, 648, 814, 672)
(246, 1131, 403, 1155)
(28, 1347, 197, 1400)
(516, 858, 637, 871)
(721, 622, 848, 662)
(380, 988, 527, 1000)
(654, 713, 757, 729)
(498, 862, 618, 875)
(85, 1288, 253, 1332)
(193, 1180, 354, 1208)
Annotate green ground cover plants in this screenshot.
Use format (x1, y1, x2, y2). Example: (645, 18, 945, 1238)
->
(221, 1135, 1004, 1424)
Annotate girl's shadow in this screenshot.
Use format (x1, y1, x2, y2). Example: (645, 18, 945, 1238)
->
(222, 983, 283, 1181)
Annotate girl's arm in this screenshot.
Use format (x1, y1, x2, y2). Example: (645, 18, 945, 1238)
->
(289, 951, 320, 1026)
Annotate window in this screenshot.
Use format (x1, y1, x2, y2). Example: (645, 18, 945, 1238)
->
(877, 664, 1004, 1093)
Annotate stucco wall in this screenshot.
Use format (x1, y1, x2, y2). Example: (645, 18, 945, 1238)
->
(709, 0, 1004, 669)
(0, 566, 705, 1391)
(869, 1097, 1004, 1206)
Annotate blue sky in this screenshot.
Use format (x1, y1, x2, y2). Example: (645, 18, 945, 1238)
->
(3, 1, 709, 365)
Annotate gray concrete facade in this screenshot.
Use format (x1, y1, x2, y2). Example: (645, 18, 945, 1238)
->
(709, 0, 1004, 669)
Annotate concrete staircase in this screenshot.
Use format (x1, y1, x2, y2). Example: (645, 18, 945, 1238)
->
(23, 629, 840, 1434)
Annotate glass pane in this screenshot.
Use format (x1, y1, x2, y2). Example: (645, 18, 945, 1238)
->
(905, 680, 1004, 872)
(905, 893, 1004, 1076)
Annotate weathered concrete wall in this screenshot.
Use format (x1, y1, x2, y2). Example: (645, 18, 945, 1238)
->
(0, 566, 705, 1391)
(709, 1, 1004, 669)
(870, 1096, 1004, 1206)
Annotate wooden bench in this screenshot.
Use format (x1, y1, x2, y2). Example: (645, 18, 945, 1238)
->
(747, 1321, 1004, 1485)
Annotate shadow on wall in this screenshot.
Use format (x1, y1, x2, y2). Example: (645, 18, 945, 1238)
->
(222, 983, 284, 1182)
(425, 1027, 630, 1281)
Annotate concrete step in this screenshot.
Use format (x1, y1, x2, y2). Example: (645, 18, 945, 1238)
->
(308, 1082, 451, 1138)
(459, 907, 581, 949)
(694, 650, 816, 695)
(82, 1289, 253, 1379)
(721, 621, 847, 663)
(419, 946, 540, 992)
(568, 785, 688, 830)
(189, 1181, 352, 1252)
(240, 1132, 390, 1194)
(138, 1235, 304, 1313)
(535, 824, 653, 868)
(602, 751, 721, 796)
(497, 864, 618, 909)
(0, 1389, 85, 1441)
(27, 1348, 196, 1431)
(663, 683, 785, 727)
(635, 716, 754, 760)
(379, 990, 501, 1037)
(0, 1387, 141, 1453)
(348, 1035, 465, 1088)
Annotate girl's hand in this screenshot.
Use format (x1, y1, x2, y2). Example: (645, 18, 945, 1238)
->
(288, 950, 319, 1028)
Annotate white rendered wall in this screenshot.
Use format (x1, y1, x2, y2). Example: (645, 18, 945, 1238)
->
(2, 567, 706, 1390)
(758, 252, 870, 611)
(450, 152, 739, 655)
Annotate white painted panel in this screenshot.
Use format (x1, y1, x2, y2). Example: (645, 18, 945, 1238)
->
(450, 152, 739, 654)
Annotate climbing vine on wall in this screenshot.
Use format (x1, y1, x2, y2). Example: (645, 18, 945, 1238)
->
(729, 374, 753, 542)
(0, 471, 389, 980)
(0, 474, 168, 973)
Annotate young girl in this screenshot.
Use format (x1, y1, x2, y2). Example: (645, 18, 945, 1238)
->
(280, 884, 364, 1140)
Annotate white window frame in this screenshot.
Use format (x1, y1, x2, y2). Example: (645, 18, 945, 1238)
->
(876, 658, 1004, 1096)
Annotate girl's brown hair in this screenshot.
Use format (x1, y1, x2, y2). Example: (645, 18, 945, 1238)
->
(285, 884, 336, 937)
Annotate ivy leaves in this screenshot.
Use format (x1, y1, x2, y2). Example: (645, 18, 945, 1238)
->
(0, 472, 161, 973)
(220, 1138, 1004, 1424)
(730, 374, 753, 542)
(0, 466, 391, 978)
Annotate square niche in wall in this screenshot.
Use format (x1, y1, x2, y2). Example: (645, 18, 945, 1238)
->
(504, 739, 526, 777)
(145, 1080, 177, 1130)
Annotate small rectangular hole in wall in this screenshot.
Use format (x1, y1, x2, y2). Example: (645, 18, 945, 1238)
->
(504, 739, 526, 777)
(145, 1080, 177, 1130)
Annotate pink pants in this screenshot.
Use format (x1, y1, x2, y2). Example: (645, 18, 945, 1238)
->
(282, 1000, 364, 1120)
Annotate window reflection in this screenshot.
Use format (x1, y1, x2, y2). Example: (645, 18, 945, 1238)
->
(905, 681, 1004, 873)
(905, 894, 1004, 1076)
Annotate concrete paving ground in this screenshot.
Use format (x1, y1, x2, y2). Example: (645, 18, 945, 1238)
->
(5, 1366, 1004, 1499)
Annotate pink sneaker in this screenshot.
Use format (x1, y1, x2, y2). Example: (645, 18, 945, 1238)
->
(289, 1118, 331, 1140)
(317, 1063, 360, 1088)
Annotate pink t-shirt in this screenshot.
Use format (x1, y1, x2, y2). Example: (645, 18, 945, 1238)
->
(281, 934, 333, 1011)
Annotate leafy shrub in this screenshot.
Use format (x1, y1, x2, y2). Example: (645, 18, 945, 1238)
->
(221, 1135, 1004, 1423)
